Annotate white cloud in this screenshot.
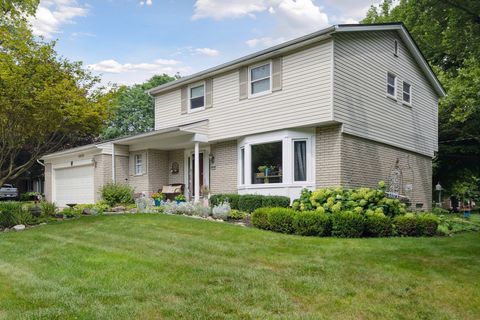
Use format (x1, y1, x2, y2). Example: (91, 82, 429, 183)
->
(88, 59, 181, 74)
(30, 0, 88, 38)
(195, 47, 220, 56)
(140, 0, 153, 6)
(192, 0, 268, 20)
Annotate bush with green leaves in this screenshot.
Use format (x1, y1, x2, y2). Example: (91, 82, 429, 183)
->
(417, 214, 439, 236)
(331, 211, 365, 238)
(293, 182, 406, 217)
(0, 202, 35, 228)
(267, 208, 295, 234)
(40, 201, 57, 217)
(210, 194, 290, 213)
(100, 183, 134, 207)
(251, 208, 271, 230)
(293, 210, 331, 236)
(364, 210, 393, 237)
(394, 213, 439, 237)
(228, 210, 249, 220)
(211, 202, 230, 220)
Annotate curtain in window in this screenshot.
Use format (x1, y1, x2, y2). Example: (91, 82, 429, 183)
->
(294, 141, 306, 181)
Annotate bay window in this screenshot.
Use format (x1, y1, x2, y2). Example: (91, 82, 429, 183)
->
(293, 140, 307, 182)
(251, 141, 282, 184)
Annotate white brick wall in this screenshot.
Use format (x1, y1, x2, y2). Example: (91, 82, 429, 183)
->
(210, 140, 237, 194)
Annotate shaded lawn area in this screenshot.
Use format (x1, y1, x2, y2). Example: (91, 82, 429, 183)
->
(0, 214, 479, 319)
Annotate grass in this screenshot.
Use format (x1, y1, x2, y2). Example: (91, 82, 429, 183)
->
(0, 214, 479, 319)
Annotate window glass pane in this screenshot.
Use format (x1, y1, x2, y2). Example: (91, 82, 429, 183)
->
(294, 141, 307, 181)
(251, 78, 270, 94)
(403, 82, 410, 93)
(403, 92, 410, 103)
(387, 84, 395, 96)
(190, 96, 204, 109)
(387, 73, 395, 86)
(240, 148, 245, 184)
(190, 85, 204, 98)
(251, 64, 270, 81)
(251, 141, 282, 184)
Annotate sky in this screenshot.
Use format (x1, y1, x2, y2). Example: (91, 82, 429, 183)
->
(29, 0, 384, 86)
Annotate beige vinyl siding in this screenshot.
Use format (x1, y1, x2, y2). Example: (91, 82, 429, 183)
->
(154, 40, 333, 141)
(333, 31, 438, 157)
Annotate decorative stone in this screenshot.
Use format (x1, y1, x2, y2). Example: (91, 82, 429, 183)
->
(12, 224, 26, 231)
(129, 208, 138, 213)
(112, 206, 126, 212)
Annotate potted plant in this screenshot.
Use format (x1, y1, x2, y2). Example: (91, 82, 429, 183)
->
(257, 165, 267, 177)
(151, 192, 165, 206)
(175, 194, 186, 204)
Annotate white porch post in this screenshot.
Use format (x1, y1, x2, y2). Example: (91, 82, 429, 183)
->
(194, 142, 200, 203)
(112, 143, 116, 183)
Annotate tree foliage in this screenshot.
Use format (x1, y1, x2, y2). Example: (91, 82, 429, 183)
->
(101, 74, 176, 139)
(363, 0, 480, 192)
(0, 7, 116, 185)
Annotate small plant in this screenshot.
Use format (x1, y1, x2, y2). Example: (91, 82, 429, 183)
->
(212, 202, 230, 220)
(175, 194, 186, 202)
(101, 183, 134, 207)
(0, 201, 32, 228)
(228, 209, 248, 220)
(151, 192, 165, 201)
(193, 204, 211, 218)
(40, 201, 57, 217)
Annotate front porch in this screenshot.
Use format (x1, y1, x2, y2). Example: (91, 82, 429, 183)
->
(111, 125, 210, 202)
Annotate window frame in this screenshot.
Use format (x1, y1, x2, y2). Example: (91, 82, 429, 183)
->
(386, 72, 397, 100)
(134, 154, 143, 176)
(188, 81, 206, 113)
(250, 140, 283, 185)
(248, 61, 272, 98)
(393, 40, 399, 57)
(402, 81, 412, 106)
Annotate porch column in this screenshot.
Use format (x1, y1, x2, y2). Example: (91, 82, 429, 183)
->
(194, 142, 200, 203)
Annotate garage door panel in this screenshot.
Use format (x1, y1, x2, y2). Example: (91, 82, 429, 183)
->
(54, 165, 94, 207)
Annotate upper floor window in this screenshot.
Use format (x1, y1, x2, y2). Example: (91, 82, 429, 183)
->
(134, 154, 143, 175)
(249, 62, 271, 96)
(387, 72, 396, 98)
(402, 81, 412, 105)
(189, 83, 205, 111)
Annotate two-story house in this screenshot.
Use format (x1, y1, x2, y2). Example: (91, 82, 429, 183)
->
(42, 23, 445, 210)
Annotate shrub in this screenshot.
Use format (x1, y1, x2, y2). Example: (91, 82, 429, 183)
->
(212, 202, 230, 220)
(40, 201, 57, 217)
(60, 207, 80, 218)
(293, 211, 331, 236)
(394, 214, 420, 236)
(0, 202, 33, 228)
(432, 207, 450, 215)
(251, 208, 270, 230)
(364, 212, 393, 237)
(210, 194, 290, 213)
(228, 209, 248, 220)
(19, 191, 43, 202)
(417, 213, 439, 236)
(267, 208, 295, 234)
(101, 183, 134, 207)
(331, 211, 365, 238)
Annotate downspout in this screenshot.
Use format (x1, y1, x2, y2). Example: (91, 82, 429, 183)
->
(112, 143, 116, 183)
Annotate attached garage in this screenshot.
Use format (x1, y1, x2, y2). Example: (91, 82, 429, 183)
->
(54, 165, 95, 207)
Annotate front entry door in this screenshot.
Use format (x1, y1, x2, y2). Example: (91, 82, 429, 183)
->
(188, 152, 204, 198)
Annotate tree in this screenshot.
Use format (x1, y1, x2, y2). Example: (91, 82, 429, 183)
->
(101, 74, 176, 139)
(362, 0, 480, 193)
(0, 23, 116, 186)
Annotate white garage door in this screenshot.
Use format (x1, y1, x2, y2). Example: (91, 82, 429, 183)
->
(54, 165, 94, 207)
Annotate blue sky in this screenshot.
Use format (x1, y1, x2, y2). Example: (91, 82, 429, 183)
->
(30, 0, 383, 86)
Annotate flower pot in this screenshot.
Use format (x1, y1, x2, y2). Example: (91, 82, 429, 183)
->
(154, 199, 161, 206)
(176, 200, 185, 204)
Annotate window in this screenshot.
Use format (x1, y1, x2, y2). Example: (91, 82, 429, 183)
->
(240, 147, 245, 185)
(134, 154, 143, 175)
(394, 40, 398, 56)
(189, 84, 204, 110)
(294, 140, 307, 182)
(251, 141, 282, 184)
(250, 63, 271, 96)
(387, 72, 396, 98)
(402, 81, 411, 105)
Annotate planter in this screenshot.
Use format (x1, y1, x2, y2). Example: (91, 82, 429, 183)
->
(154, 199, 162, 206)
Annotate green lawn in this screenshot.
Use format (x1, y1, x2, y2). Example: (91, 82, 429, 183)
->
(0, 214, 479, 319)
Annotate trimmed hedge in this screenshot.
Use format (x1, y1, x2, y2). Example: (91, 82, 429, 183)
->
(210, 194, 290, 213)
(394, 213, 439, 237)
(101, 183, 134, 207)
(293, 210, 331, 236)
(267, 208, 295, 234)
(331, 211, 365, 238)
(364, 213, 393, 237)
(251, 208, 270, 230)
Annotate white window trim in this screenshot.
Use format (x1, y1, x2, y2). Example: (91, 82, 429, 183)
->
(248, 60, 272, 98)
(134, 154, 143, 176)
(386, 71, 397, 100)
(188, 81, 206, 113)
(402, 81, 412, 107)
(238, 129, 314, 188)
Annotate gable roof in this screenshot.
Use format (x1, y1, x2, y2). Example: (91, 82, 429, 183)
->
(148, 23, 445, 97)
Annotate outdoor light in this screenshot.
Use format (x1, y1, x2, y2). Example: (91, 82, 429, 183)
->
(435, 182, 443, 207)
(209, 153, 215, 165)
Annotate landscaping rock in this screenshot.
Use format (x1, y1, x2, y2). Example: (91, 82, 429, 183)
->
(112, 206, 126, 212)
(129, 208, 138, 214)
(12, 224, 26, 231)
